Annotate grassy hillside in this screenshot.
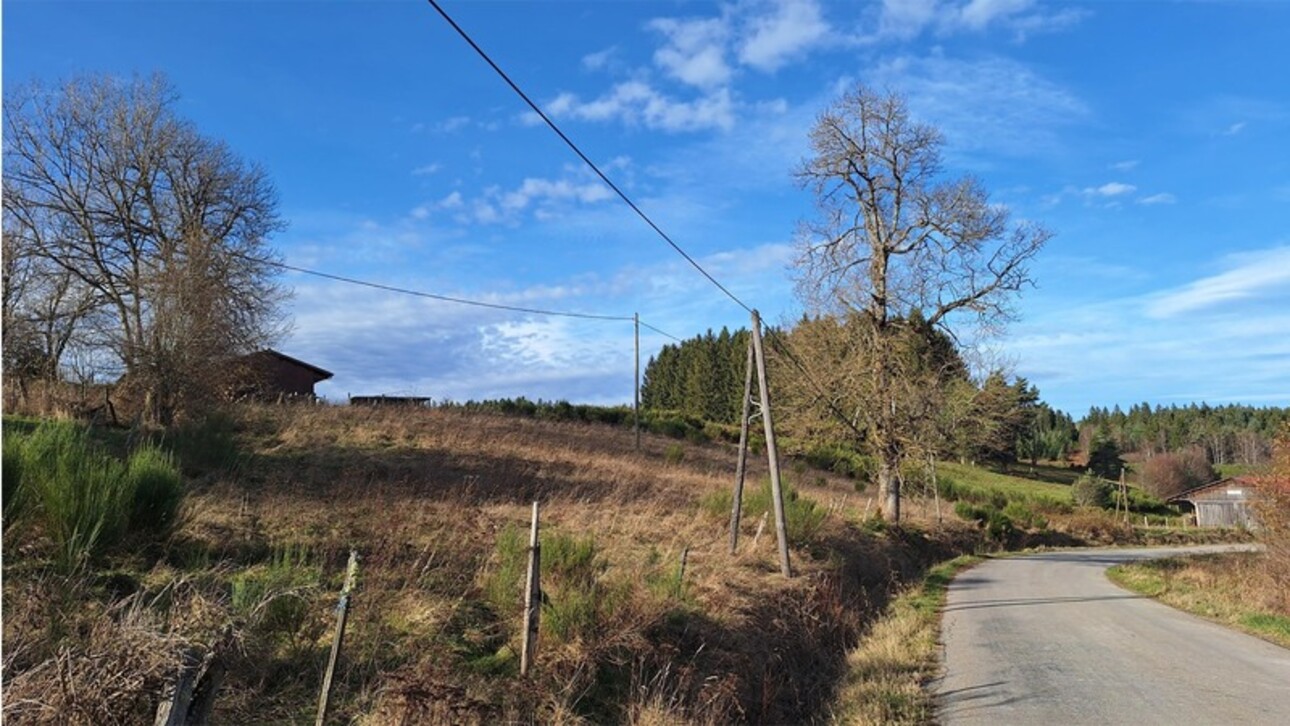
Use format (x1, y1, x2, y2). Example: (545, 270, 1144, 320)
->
(2, 404, 1250, 724)
(3, 404, 980, 724)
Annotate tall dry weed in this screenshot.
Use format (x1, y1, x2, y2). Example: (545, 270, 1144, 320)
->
(1254, 426, 1290, 611)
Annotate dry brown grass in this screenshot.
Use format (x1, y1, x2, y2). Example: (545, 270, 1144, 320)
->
(4, 402, 984, 724)
(1108, 552, 1290, 648)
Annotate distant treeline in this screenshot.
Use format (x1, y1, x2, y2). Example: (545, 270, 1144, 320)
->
(1079, 403, 1289, 467)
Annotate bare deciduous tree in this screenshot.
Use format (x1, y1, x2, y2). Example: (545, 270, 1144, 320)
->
(3, 74, 288, 424)
(793, 86, 1051, 522)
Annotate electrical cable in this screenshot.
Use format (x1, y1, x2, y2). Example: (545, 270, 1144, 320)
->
(424, 0, 753, 315)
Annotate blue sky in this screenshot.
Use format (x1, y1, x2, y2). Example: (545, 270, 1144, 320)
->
(6, 0, 1288, 416)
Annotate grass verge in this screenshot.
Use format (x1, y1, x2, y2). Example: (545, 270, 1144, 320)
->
(1107, 553, 1290, 649)
(829, 554, 982, 725)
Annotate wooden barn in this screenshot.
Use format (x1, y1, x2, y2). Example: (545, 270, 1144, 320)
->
(1168, 476, 1261, 528)
(229, 349, 333, 400)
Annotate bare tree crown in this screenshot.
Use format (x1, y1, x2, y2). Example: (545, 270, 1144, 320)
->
(794, 86, 1050, 333)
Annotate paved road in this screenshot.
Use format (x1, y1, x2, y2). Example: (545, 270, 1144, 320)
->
(936, 546, 1290, 725)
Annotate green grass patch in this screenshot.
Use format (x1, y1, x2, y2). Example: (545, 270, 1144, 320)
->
(936, 462, 1072, 512)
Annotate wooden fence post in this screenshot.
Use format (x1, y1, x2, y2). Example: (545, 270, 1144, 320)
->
(729, 340, 755, 555)
(520, 501, 542, 677)
(316, 550, 359, 726)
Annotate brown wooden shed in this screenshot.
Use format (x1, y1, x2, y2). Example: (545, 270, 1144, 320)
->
(1168, 476, 1260, 528)
(229, 349, 333, 400)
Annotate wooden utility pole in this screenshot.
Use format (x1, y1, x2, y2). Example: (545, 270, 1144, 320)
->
(729, 339, 755, 555)
(316, 550, 359, 726)
(1119, 468, 1129, 523)
(750, 310, 792, 578)
(634, 313, 641, 451)
(520, 501, 542, 676)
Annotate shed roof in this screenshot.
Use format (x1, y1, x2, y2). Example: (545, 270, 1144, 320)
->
(244, 349, 334, 382)
(1167, 476, 1260, 504)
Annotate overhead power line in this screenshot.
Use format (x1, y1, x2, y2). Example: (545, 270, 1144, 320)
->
(236, 252, 685, 342)
(242, 253, 631, 321)
(424, 0, 754, 315)
(638, 320, 682, 343)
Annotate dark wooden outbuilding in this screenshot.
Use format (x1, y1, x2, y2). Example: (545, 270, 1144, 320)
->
(1168, 476, 1260, 528)
(229, 349, 333, 400)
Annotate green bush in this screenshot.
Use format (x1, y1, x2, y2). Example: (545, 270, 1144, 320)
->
(985, 510, 1014, 542)
(1072, 470, 1113, 509)
(803, 443, 874, 481)
(702, 476, 826, 545)
(4, 420, 186, 569)
(126, 445, 184, 536)
(1002, 501, 1047, 531)
(18, 422, 134, 569)
(664, 444, 685, 465)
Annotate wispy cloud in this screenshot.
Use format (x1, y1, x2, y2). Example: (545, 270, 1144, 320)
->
(1146, 245, 1290, 318)
(870, 54, 1088, 157)
(874, 0, 1088, 43)
(1221, 121, 1247, 136)
(1138, 192, 1176, 206)
(542, 82, 736, 133)
(411, 163, 442, 176)
(1084, 181, 1136, 197)
(1110, 159, 1139, 172)
(1012, 246, 1290, 412)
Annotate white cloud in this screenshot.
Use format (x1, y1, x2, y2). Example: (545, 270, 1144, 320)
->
(1085, 182, 1137, 197)
(1222, 121, 1247, 136)
(582, 46, 618, 71)
(648, 16, 732, 89)
(1110, 160, 1139, 172)
(737, 0, 831, 71)
(545, 81, 735, 133)
(870, 54, 1088, 157)
(1146, 245, 1290, 318)
(1138, 192, 1176, 206)
(501, 177, 613, 212)
(874, 0, 1087, 42)
(411, 163, 442, 176)
(958, 0, 1032, 30)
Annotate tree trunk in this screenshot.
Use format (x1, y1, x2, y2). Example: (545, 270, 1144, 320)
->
(880, 448, 900, 522)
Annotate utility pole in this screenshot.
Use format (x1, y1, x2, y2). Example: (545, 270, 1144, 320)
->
(634, 313, 641, 451)
(750, 310, 791, 578)
(729, 339, 755, 555)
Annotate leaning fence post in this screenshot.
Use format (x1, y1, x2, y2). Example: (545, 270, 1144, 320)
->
(520, 501, 542, 677)
(316, 550, 359, 726)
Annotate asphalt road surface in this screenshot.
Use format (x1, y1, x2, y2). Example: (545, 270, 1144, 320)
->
(936, 546, 1290, 725)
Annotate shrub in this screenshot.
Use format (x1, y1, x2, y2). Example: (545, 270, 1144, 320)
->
(18, 422, 134, 569)
(1002, 501, 1047, 531)
(1140, 448, 1218, 499)
(663, 444, 685, 465)
(1072, 470, 1113, 509)
(126, 445, 184, 536)
(702, 477, 826, 545)
(4, 421, 186, 569)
